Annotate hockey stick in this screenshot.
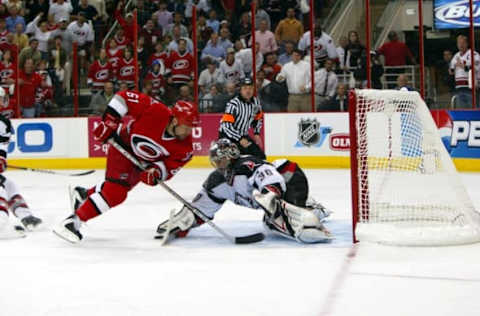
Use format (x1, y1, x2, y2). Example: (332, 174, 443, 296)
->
(7, 165, 95, 177)
(108, 138, 265, 244)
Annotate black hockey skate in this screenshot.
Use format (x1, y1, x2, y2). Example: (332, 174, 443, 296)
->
(70, 186, 88, 211)
(20, 215, 43, 231)
(53, 215, 83, 243)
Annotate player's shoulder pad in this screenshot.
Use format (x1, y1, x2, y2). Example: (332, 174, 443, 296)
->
(202, 169, 227, 191)
(232, 156, 265, 176)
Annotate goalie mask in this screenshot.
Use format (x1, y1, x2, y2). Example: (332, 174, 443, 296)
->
(209, 139, 240, 172)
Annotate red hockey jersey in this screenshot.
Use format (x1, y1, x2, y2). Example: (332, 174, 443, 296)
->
(107, 48, 123, 78)
(117, 57, 136, 87)
(147, 51, 169, 67)
(0, 61, 16, 89)
(166, 50, 193, 84)
(144, 70, 165, 97)
(88, 60, 113, 90)
(109, 90, 193, 181)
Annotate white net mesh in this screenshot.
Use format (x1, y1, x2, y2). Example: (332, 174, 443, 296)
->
(353, 89, 480, 246)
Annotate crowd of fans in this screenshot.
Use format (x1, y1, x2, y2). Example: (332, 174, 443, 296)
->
(0, 0, 473, 118)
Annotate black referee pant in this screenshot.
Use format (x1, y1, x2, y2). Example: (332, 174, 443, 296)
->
(219, 133, 266, 160)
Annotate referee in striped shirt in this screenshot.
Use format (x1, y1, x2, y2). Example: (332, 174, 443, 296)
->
(219, 77, 266, 159)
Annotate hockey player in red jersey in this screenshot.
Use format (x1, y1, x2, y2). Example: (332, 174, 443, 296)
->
(87, 48, 113, 93)
(53, 90, 199, 243)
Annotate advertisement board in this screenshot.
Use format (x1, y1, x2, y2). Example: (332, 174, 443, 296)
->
(434, 0, 480, 29)
(8, 118, 88, 158)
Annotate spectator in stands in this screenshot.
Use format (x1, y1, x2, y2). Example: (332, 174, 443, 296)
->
(72, 0, 99, 21)
(13, 22, 29, 52)
(165, 11, 188, 38)
(251, 0, 271, 30)
(6, 4, 25, 33)
(114, 2, 134, 42)
(35, 60, 54, 116)
(275, 8, 304, 46)
(396, 74, 414, 91)
(336, 36, 348, 70)
(89, 81, 114, 116)
(46, 14, 59, 31)
(234, 12, 251, 47)
(185, 0, 210, 20)
(19, 38, 41, 68)
(235, 42, 263, 77)
(0, 18, 8, 44)
(177, 84, 193, 102)
(88, 48, 113, 93)
(449, 35, 480, 108)
(256, 69, 271, 90)
(199, 60, 221, 97)
(51, 18, 74, 56)
(298, 22, 337, 66)
(321, 82, 348, 111)
(278, 40, 295, 65)
(201, 32, 226, 65)
(68, 12, 95, 74)
(261, 52, 282, 81)
(218, 27, 233, 51)
(148, 42, 168, 68)
(377, 31, 415, 88)
(253, 19, 277, 55)
(26, 13, 54, 60)
(259, 75, 288, 112)
(218, 47, 245, 85)
(49, 35, 67, 95)
(26, 0, 49, 21)
(264, 0, 283, 29)
(436, 49, 455, 94)
(136, 0, 154, 26)
(307, 58, 338, 109)
(0, 49, 16, 92)
(144, 60, 166, 101)
(48, 0, 73, 24)
(166, 38, 193, 100)
(344, 31, 365, 69)
(18, 58, 43, 117)
(167, 25, 193, 53)
(141, 19, 162, 54)
(276, 49, 311, 112)
(201, 84, 220, 112)
(195, 13, 210, 49)
(206, 9, 220, 33)
(117, 47, 136, 89)
(354, 50, 384, 89)
(118, 81, 128, 91)
(153, 1, 173, 31)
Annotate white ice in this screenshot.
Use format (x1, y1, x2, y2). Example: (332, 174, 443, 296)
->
(0, 168, 479, 316)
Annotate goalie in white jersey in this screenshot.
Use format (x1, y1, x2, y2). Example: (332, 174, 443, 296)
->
(0, 87, 42, 235)
(156, 139, 332, 243)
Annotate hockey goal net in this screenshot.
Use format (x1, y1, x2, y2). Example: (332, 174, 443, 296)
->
(349, 89, 480, 246)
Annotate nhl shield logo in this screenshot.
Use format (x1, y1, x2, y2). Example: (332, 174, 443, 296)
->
(295, 118, 332, 148)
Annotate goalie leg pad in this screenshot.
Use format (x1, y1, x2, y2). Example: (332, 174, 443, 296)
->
(156, 206, 196, 236)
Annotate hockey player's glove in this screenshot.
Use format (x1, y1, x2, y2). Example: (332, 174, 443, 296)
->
(0, 156, 6, 173)
(93, 112, 120, 143)
(140, 165, 163, 186)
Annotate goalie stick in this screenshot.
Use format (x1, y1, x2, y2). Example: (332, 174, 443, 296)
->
(8, 165, 95, 177)
(108, 138, 265, 245)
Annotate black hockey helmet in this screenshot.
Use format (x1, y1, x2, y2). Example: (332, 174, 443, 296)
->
(209, 139, 240, 171)
(239, 77, 254, 87)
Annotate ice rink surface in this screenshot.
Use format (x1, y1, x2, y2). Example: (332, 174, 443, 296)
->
(1, 168, 479, 316)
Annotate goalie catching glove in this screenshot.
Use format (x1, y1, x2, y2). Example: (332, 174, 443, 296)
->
(253, 190, 333, 243)
(155, 206, 206, 242)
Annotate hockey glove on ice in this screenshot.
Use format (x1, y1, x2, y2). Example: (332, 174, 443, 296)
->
(93, 112, 120, 143)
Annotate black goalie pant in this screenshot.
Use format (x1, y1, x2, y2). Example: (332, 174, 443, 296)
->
(219, 133, 266, 160)
(278, 162, 309, 207)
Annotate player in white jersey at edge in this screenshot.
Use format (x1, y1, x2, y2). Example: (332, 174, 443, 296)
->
(156, 138, 332, 243)
(0, 87, 42, 235)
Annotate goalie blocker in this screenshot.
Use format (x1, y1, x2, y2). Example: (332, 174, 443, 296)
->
(156, 139, 332, 244)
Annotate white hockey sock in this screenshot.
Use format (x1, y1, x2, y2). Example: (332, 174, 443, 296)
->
(12, 207, 32, 220)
